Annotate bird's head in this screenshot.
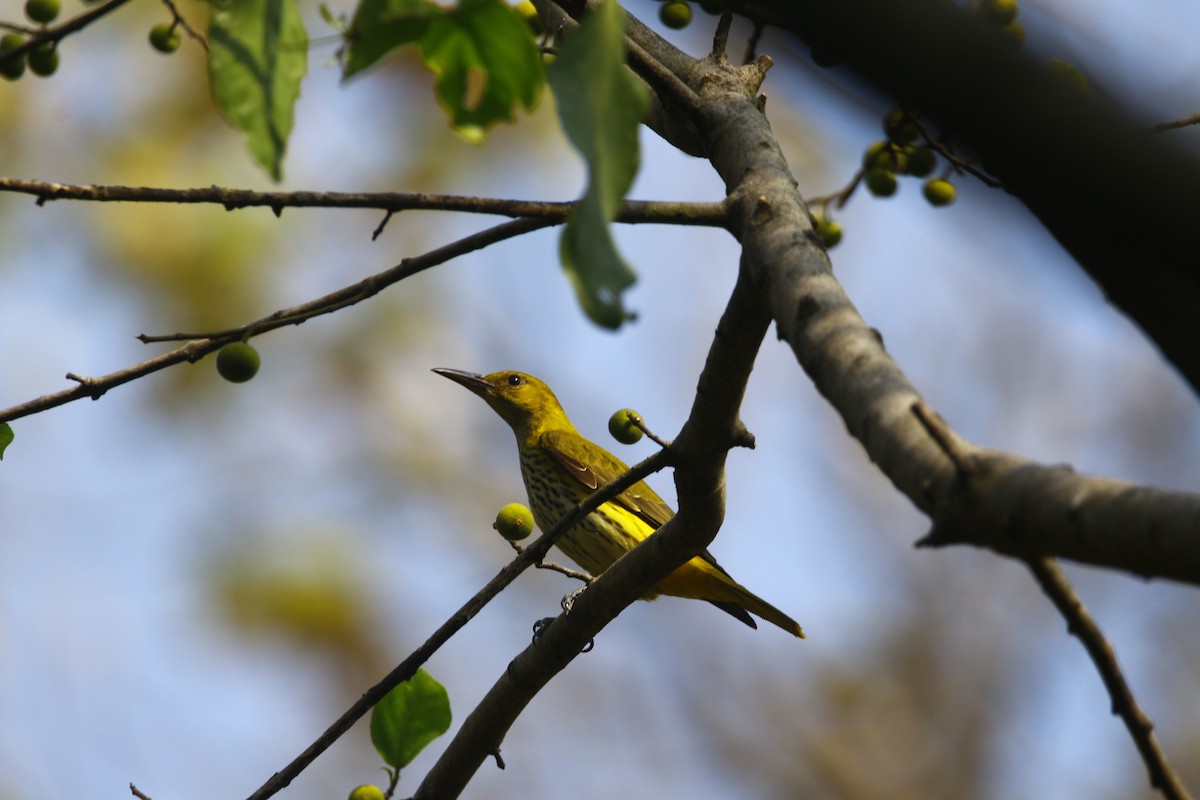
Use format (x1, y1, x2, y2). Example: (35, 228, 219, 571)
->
(433, 368, 572, 440)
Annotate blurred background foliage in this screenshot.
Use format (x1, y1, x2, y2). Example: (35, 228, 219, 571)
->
(1, 1, 1199, 799)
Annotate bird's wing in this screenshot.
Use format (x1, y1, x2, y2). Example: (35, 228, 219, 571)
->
(541, 430, 675, 530)
(540, 431, 738, 580)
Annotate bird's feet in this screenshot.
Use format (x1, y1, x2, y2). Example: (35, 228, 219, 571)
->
(529, 585, 595, 652)
(561, 583, 589, 613)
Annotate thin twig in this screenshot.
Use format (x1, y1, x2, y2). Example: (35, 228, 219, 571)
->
(243, 448, 673, 800)
(1027, 557, 1193, 800)
(0, 179, 729, 227)
(905, 112, 1002, 188)
(508, 540, 595, 584)
(627, 410, 670, 449)
(159, 0, 208, 51)
(1151, 113, 1200, 133)
(0, 217, 555, 424)
(0, 0, 135, 64)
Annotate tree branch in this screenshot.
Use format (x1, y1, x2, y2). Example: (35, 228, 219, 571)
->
(912, 402, 1200, 584)
(615, 6, 1200, 586)
(0, 217, 555, 424)
(1027, 557, 1193, 800)
(245, 448, 673, 800)
(0, 0, 134, 62)
(0, 178, 728, 227)
(731, 0, 1200, 397)
(618, 11, 1198, 799)
(413, 264, 771, 800)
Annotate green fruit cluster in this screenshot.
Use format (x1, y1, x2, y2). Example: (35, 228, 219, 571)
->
(859, 107, 954, 205)
(494, 502, 535, 541)
(0, 33, 57, 80)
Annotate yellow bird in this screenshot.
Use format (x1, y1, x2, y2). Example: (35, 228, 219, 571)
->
(434, 368, 804, 638)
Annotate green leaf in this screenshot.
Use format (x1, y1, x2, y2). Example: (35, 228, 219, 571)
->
(420, 0, 543, 140)
(369, 668, 451, 769)
(343, 0, 439, 77)
(0, 422, 12, 460)
(208, 0, 309, 182)
(547, 0, 647, 328)
(345, 0, 543, 141)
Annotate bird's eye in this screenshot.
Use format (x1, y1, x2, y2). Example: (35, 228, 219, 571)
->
(507, 374, 525, 387)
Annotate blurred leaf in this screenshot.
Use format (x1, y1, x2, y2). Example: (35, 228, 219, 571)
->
(420, 0, 544, 140)
(0, 422, 12, 459)
(370, 668, 452, 769)
(547, 0, 646, 328)
(319, 2, 347, 31)
(345, 0, 543, 141)
(208, 0, 309, 181)
(344, 0, 438, 77)
(210, 534, 375, 657)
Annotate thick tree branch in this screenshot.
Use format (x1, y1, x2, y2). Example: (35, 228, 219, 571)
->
(615, 6, 1200, 587)
(734, 0, 1200, 397)
(912, 403, 1200, 583)
(618, 13, 1196, 798)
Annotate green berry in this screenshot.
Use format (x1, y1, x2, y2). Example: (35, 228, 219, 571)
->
(149, 23, 181, 54)
(216, 342, 260, 383)
(607, 408, 644, 445)
(862, 140, 888, 167)
(864, 168, 898, 198)
(1000, 19, 1024, 47)
(980, 0, 1018, 27)
(0, 34, 27, 81)
(28, 44, 57, 77)
(883, 107, 919, 144)
(494, 503, 535, 541)
(348, 786, 386, 800)
(659, 1, 692, 30)
(923, 178, 957, 207)
(814, 216, 842, 249)
(863, 140, 906, 173)
(1049, 59, 1089, 92)
(24, 0, 60, 24)
(904, 146, 937, 177)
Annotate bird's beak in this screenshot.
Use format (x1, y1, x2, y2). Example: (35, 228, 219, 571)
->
(432, 368, 492, 397)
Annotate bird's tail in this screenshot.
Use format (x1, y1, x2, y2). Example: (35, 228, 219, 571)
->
(725, 586, 806, 638)
(656, 558, 805, 638)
